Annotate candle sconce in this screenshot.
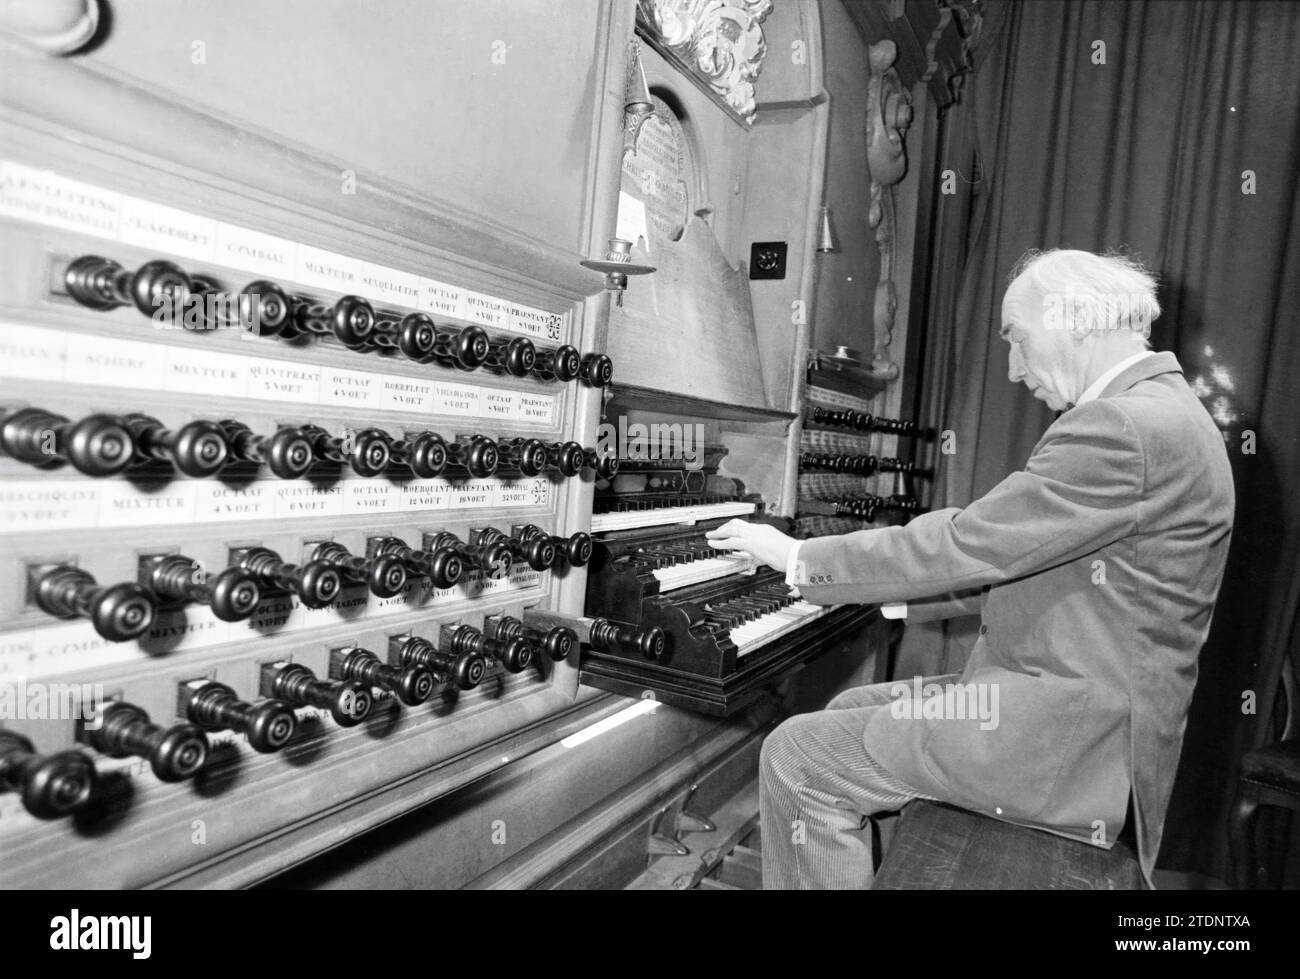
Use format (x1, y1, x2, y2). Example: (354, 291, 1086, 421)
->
(580, 238, 655, 307)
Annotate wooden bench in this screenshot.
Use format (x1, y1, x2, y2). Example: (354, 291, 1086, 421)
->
(872, 800, 1144, 889)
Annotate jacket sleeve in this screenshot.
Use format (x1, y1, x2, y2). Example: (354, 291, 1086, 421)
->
(792, 399, 1145, 606)
(902, 589, 984, 623)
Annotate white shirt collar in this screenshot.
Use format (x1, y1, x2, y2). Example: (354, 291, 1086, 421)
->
(1075, 350, 1157, 407)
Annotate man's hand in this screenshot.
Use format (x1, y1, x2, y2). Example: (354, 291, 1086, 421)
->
(705, 519, 797, 573)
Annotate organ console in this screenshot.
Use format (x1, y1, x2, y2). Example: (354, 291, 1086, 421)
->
(0, 0, 939, 893)
(577, 513, 874, 714)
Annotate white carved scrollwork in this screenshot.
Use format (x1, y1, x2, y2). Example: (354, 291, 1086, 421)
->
(637, 0, 773, 122)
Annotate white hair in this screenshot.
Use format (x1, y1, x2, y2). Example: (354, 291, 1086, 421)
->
(1008, 248, 1160, 341)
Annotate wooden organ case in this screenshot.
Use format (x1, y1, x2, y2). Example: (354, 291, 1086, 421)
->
(0, 0, 963, 889)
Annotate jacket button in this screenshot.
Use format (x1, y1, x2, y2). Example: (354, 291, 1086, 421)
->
(979, 624, 989, 636)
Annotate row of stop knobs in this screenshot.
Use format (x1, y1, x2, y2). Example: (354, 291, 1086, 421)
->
(29, 527, 593, 642)
(61, 255, 614, 386)
(0, 612, 665, 821)
(825, 494, 923, 520)
(0, 619, 566, 820)
(799, 453, 917, 476)
(0, 406, 619, 482)
(808, 408, 920, 436)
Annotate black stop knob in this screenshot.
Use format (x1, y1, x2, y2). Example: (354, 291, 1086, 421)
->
(0, 731, 98, 819)
(512, 525, 565, 570)
(130, 259, 193, 320)
(484, 336, 535, 377)
(427, 531, 511, 577)
(563, 532, 593, 567)
(392, 635, 486, 691)
(313, 541, 407, 598)
(579, 353, 613, 387)
(435, 324, 491, 370)
(64, 255, 125, 310)
(146, 555, 262, 622)
(494, 617, 577, 663)
(220, 420, 316, 479)
(335, 648, 435, 707)
(349, 428, 393, 477)
(302, 425, 392, 477)
(397, 312, 438, 360)
(65, 414, 138, 476)
(447, 624, 534, 675)
(1, 408, 137, 476)
(124, 414, 229, 477)
(238, 280, 294, 337)
(545, 441, 585, 478)
(372, 537, 465, 590)
(499, 438, 548, 477)
(519, 535, 556, 572)
(443, 436, 498, 478)
(584, 447, 620, 480)
(33, 566, 155, 642)
(477, 527, 555, 572)
(265, 663, 372, 727)
(86, 701, 209, 782)
(401, 431, 448, 478)
(181, 681, 297, 754)
(330, 295, 376, 349)
(538, 625, 578, 661)
(237, 547, 342, 609)
(535, 344, 581, 382)
(590, 619, 665, 660)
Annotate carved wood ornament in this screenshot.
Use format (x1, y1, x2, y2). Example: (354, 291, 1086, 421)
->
(866, 39, 912, 377)
(635, 0, 773, 123)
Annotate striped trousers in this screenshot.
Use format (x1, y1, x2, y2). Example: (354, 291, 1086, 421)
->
(759, 679, 947, 889)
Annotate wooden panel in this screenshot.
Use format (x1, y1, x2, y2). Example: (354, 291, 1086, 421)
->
(73, 0, 609, 254)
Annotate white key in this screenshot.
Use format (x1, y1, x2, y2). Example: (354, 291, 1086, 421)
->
(651, 552, 758, 592)
(733, 600, 836, 657)
(591, 501, 756, 532)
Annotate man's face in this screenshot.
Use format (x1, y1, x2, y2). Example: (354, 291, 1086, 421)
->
(1000, 278, 1073, 411)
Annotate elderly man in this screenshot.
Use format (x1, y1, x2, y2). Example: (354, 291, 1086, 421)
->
(707, 249, 1235, 889)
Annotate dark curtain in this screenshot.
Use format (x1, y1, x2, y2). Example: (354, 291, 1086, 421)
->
(917, 0, 1300, 882)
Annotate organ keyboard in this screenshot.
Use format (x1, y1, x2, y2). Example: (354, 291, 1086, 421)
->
(578, 516, 874, 714)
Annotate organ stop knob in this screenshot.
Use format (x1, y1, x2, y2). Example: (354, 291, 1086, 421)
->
(179, 681, 297, 754)
(144, 555, 262, 622)
(236, 547, 343, 609)
(32, 565, 155, 642)
(331, 647, 435, 706)
(442, 624, 534, 674)
(391, 634, 486, 691)
(1, 407, 136, 476)
(370, 536, 464, 590)
(0, 731, 98, 819)
(262, 662, 373, 727)
(82, 701, 209, 782)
